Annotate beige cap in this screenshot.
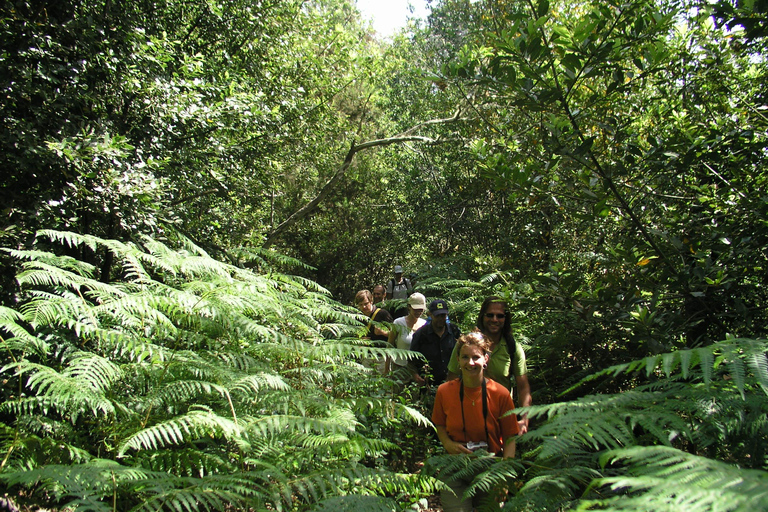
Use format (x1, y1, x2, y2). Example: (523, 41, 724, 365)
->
(408, 292, 426, 309)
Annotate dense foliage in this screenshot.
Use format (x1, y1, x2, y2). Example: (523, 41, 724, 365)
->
(2, 0, 768, 509)
(0, 231, 438, 510)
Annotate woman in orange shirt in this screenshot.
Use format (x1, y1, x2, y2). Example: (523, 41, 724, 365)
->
(432, 333, 518, 511)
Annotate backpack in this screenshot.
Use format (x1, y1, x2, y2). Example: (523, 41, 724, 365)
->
(389, 277, 412, 295)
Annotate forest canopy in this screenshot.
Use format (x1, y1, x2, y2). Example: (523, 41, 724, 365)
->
(1, 0, 768, 510)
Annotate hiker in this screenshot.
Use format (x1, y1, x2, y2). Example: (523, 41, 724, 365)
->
(372, 284, 386, 306)
(386, 292, 427, 375)
(354, 289, 392, 344)
(446, 296, 532, 434)
(433, 332, 518, 511)
(409, 298, 461, 386)
(386, 265, 413, 319)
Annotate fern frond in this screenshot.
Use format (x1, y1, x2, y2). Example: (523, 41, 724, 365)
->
(568, 338, 768, 396)
(128, 471, 275, 511)
(271, 272, 331, 295)
(308, 495, 398, 512)
(105, 334, 169, 363)
(248, 414, 356, 438)
(16, 260, 118, 299)
(747, 350, 768, 394)
(510, 460, 602, 511)
(1, 230, 444, 510)
(0, 306, 50, 357)
(227, 373, 292, 397)
(118, 409, 241, 456)
(143, 380, 231, 411)
(1, 458, 149, 508)
(0, 421, 92, 470)
(140, 448, 234, 476)
(465, 457, 521, 497)
(289, 466, 437, 509)
(5, 361, 117, 419)
(37, 229, 105, 254)
(346, 398, 433, 428)
(91, 293, 179, 337)
(19, 291, 97, 333)
(63, 350, 124, 392)
(229, 246, 315, 272)
(3, 247, 97, 277)
(522, 390, 683, 451)
(581, 446, 768, 511)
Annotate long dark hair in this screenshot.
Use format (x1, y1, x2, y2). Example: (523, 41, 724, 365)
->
(475, 295, 513, 344)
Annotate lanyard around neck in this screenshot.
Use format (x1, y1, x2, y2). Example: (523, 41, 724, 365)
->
(459, 378, 489, 445)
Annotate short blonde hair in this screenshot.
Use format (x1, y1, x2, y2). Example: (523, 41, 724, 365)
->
(354, 290, 372, 305)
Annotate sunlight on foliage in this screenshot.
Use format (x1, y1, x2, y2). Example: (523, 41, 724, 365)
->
(0, 231, 433, 510)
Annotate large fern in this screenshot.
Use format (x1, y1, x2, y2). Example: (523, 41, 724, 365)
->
(500, 338, 768, 511)
(0, 230, 434, 511)
(580, 446, 768, 511)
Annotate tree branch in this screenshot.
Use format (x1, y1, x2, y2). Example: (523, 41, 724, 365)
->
(263, 115, 461, 248)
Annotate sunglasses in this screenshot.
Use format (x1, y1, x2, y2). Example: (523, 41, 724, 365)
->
(484, 313, 506, 319)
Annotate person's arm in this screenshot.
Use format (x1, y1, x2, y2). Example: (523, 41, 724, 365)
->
(409, 354, 426, 384)
(444, 342, 460, 382)
(373, 317, 390, 339)
(384, 325, 398, 374)
(515, 374, 532, 434)
(502, 437, 516, 459)
(408, 332, 426, 384)
(436, 425, 472, 455)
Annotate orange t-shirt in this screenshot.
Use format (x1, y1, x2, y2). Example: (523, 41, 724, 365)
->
(432, 378, 518, 454)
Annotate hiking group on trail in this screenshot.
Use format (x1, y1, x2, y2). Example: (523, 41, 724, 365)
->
(355, 265, 533, 512)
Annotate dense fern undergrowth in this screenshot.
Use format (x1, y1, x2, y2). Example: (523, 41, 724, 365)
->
(1, 231, 768, 511)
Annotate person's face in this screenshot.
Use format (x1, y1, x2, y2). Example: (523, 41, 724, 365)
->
(482, 303, 506, 336)
(430, 312, 448, 331)
(357, 298, 374, 316)
(372, 287, 385, 303)
(409, 306, 424, 318)
(459, 344, 488, 376)
(394, 272, 403, 280)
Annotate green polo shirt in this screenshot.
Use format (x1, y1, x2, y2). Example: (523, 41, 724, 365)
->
(447, 337, 527, 390)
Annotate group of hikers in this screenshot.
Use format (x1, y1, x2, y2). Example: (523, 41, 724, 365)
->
(354, 266, 532, 512)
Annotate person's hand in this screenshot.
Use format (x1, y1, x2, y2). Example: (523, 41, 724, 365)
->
(517, 417, 529, 435)
(444, 440, 472, 455)
(414, 374, 426, 385)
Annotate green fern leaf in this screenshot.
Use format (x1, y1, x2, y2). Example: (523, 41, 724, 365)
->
(118, 410, 240, 456)
(585, 446, 768, 511)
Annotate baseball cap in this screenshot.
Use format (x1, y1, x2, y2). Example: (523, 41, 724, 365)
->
(429, 299, 449, 316)
(394, 265, 403, 273)
(408, 292, 426, 309)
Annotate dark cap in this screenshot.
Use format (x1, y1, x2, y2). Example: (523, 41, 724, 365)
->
(429, 299, 449, 316)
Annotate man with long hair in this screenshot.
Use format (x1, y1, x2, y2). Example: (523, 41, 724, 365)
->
(446, 296, 532, 433)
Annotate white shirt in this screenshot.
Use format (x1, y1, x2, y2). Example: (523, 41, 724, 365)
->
(391, 316, 426, 366)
